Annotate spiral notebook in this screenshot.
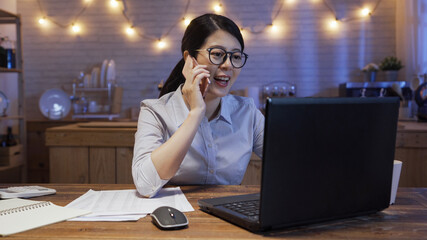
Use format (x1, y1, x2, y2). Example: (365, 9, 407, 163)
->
(0, 198, 90, 236)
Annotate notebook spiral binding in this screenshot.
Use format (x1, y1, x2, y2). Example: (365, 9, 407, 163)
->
(0, 201, 51, 216)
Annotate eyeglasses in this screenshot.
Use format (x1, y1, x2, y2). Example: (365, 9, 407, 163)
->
(196, 47, 248, 68)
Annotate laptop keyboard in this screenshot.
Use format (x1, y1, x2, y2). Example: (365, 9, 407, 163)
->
(221, 199, 260, 220)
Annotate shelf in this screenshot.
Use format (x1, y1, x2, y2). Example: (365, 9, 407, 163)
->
(0, 161, 24, 171)
(0, 9, 26, 182)
(0, 115, 25, 120)
(0, 67, 22, 73)
(75, 88, 110, 92)
(0, 144, 24, 171)
(72, 114, 120, 121)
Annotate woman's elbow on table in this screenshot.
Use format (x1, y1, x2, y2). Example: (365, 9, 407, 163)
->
(132, 155, 169, 198)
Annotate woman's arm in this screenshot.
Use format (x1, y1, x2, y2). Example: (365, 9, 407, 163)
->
(150, 55, 210, 179)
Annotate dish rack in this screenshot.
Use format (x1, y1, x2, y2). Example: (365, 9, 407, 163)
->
(71, 82, 122, 120)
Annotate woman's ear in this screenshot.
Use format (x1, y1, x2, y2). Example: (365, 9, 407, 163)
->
(183, 50, 190, 61)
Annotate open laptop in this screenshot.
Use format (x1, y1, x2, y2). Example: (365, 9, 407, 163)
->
(198, 97, 400, 232)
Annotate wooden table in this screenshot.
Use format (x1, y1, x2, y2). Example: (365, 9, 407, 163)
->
(1, 184, 426, 239)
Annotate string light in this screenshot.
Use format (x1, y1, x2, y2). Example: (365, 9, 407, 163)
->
(110, 0, 119, 8)
(213, 3, 222, 13)
(71, 23, 81, 33)
(157, 39, 166, 49)
(329, 19, 339, 29)
(36, 0, 383, 49)
(361, 8, 371, 17)
(183, 17, 191, 27)
(38, 17, 47, 25)
(270, 24, 279, 33)
(125, 26, 135, 35)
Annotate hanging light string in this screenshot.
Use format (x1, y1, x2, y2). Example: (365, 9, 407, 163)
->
(120, 0, 191, 42)
(37, 0, 89, 29)
(218, 0, 284, 35)
(36, 0, 385, 41)
(323, 0, 337, 19)
(323, 0, 383, 22)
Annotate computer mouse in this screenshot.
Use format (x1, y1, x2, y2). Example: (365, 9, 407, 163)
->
(151, 206, 188, 230)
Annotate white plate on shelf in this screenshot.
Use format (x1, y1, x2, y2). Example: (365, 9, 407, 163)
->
(0, 91, 9, 116)
(100, 59, 108, 88)
(106, 59, 116, 83)
(83, 73, 91, 88)
(91, 67, 100, 88)
(39, 88, 71, 120)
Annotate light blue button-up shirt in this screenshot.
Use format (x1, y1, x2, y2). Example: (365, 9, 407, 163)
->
(132, 87, 264, 197)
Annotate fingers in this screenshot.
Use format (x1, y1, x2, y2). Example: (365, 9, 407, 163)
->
(182, 55, 209, 85)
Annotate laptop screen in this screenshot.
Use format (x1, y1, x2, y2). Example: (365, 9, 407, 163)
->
(259, 97, 399, 228)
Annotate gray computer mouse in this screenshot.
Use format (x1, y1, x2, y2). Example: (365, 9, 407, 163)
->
(151, 206, 188, 230)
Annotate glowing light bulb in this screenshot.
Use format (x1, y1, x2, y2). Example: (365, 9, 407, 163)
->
(183, 17, 191, 26)
(286, 0, 296, 4)
(361, 8, 371, 17)
(213, 3, 222, 13)
(271, 24, 279, 33)
(329, 19, 339, 29)
(157, 39, 166, 49)
(126, 26, 135, 35)
(84, 0, 93, 4)
(38, 17, 47, 25)
(71, 24, 81, 33)
(110, 0, 119, 8)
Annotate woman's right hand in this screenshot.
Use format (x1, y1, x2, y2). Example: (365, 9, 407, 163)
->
(181, 55, 210, 115)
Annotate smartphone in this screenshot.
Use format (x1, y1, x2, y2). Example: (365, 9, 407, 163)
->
(192, 57, 210, 97)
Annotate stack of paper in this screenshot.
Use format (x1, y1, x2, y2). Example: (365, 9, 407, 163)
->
(65, 187, 194, 221)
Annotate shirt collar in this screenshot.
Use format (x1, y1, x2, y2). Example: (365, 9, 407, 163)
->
(215, 97, 232, 125)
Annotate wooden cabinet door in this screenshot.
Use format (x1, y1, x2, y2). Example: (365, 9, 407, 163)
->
(116, 147, 133, 184)
(90, 147, 116, 184)
(49, 147, 89, 183)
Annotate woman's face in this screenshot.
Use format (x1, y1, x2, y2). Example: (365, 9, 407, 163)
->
(195, 30, 243, 99)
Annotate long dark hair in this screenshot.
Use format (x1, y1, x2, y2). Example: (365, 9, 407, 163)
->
(159, 13, 244, 97)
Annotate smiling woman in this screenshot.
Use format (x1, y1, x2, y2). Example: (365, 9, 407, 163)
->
(132, 14, 264, 198)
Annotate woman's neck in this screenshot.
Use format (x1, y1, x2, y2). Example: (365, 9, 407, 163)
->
(205, 96, 221, 121)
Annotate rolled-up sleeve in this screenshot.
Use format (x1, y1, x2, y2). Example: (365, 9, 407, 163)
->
(252, 106, 264, 158)
(132, 104, 169, 198)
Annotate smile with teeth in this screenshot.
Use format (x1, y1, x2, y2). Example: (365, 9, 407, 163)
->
(214, 76, 230, 87)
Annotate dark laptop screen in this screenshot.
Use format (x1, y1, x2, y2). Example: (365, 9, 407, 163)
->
(260, 97, 399, 228)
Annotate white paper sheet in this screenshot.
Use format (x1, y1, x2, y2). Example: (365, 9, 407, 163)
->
(65, 187, 194, 221)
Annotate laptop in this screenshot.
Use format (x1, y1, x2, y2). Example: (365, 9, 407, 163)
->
(198, 97, 400, 232)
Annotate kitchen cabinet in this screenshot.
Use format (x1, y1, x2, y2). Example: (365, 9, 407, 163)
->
(46, 122, 136, 183)
(395, 121, 427, 187)
(0, 9, 25, 182)
(45, 122, 261, 184)
(26, 120, 85, 183)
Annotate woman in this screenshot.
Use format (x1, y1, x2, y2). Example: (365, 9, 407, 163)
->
(132, 13, 264, 197)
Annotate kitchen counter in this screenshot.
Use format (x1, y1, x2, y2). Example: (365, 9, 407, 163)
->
(45, 121, 261, 184)
(45, 122, 137, 184)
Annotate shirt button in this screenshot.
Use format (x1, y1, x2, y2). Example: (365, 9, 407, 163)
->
(208, 144, 212, 148)
(209, 169, 214, 174)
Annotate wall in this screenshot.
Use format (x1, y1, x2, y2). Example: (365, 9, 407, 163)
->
(17, 0, 397, 120)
